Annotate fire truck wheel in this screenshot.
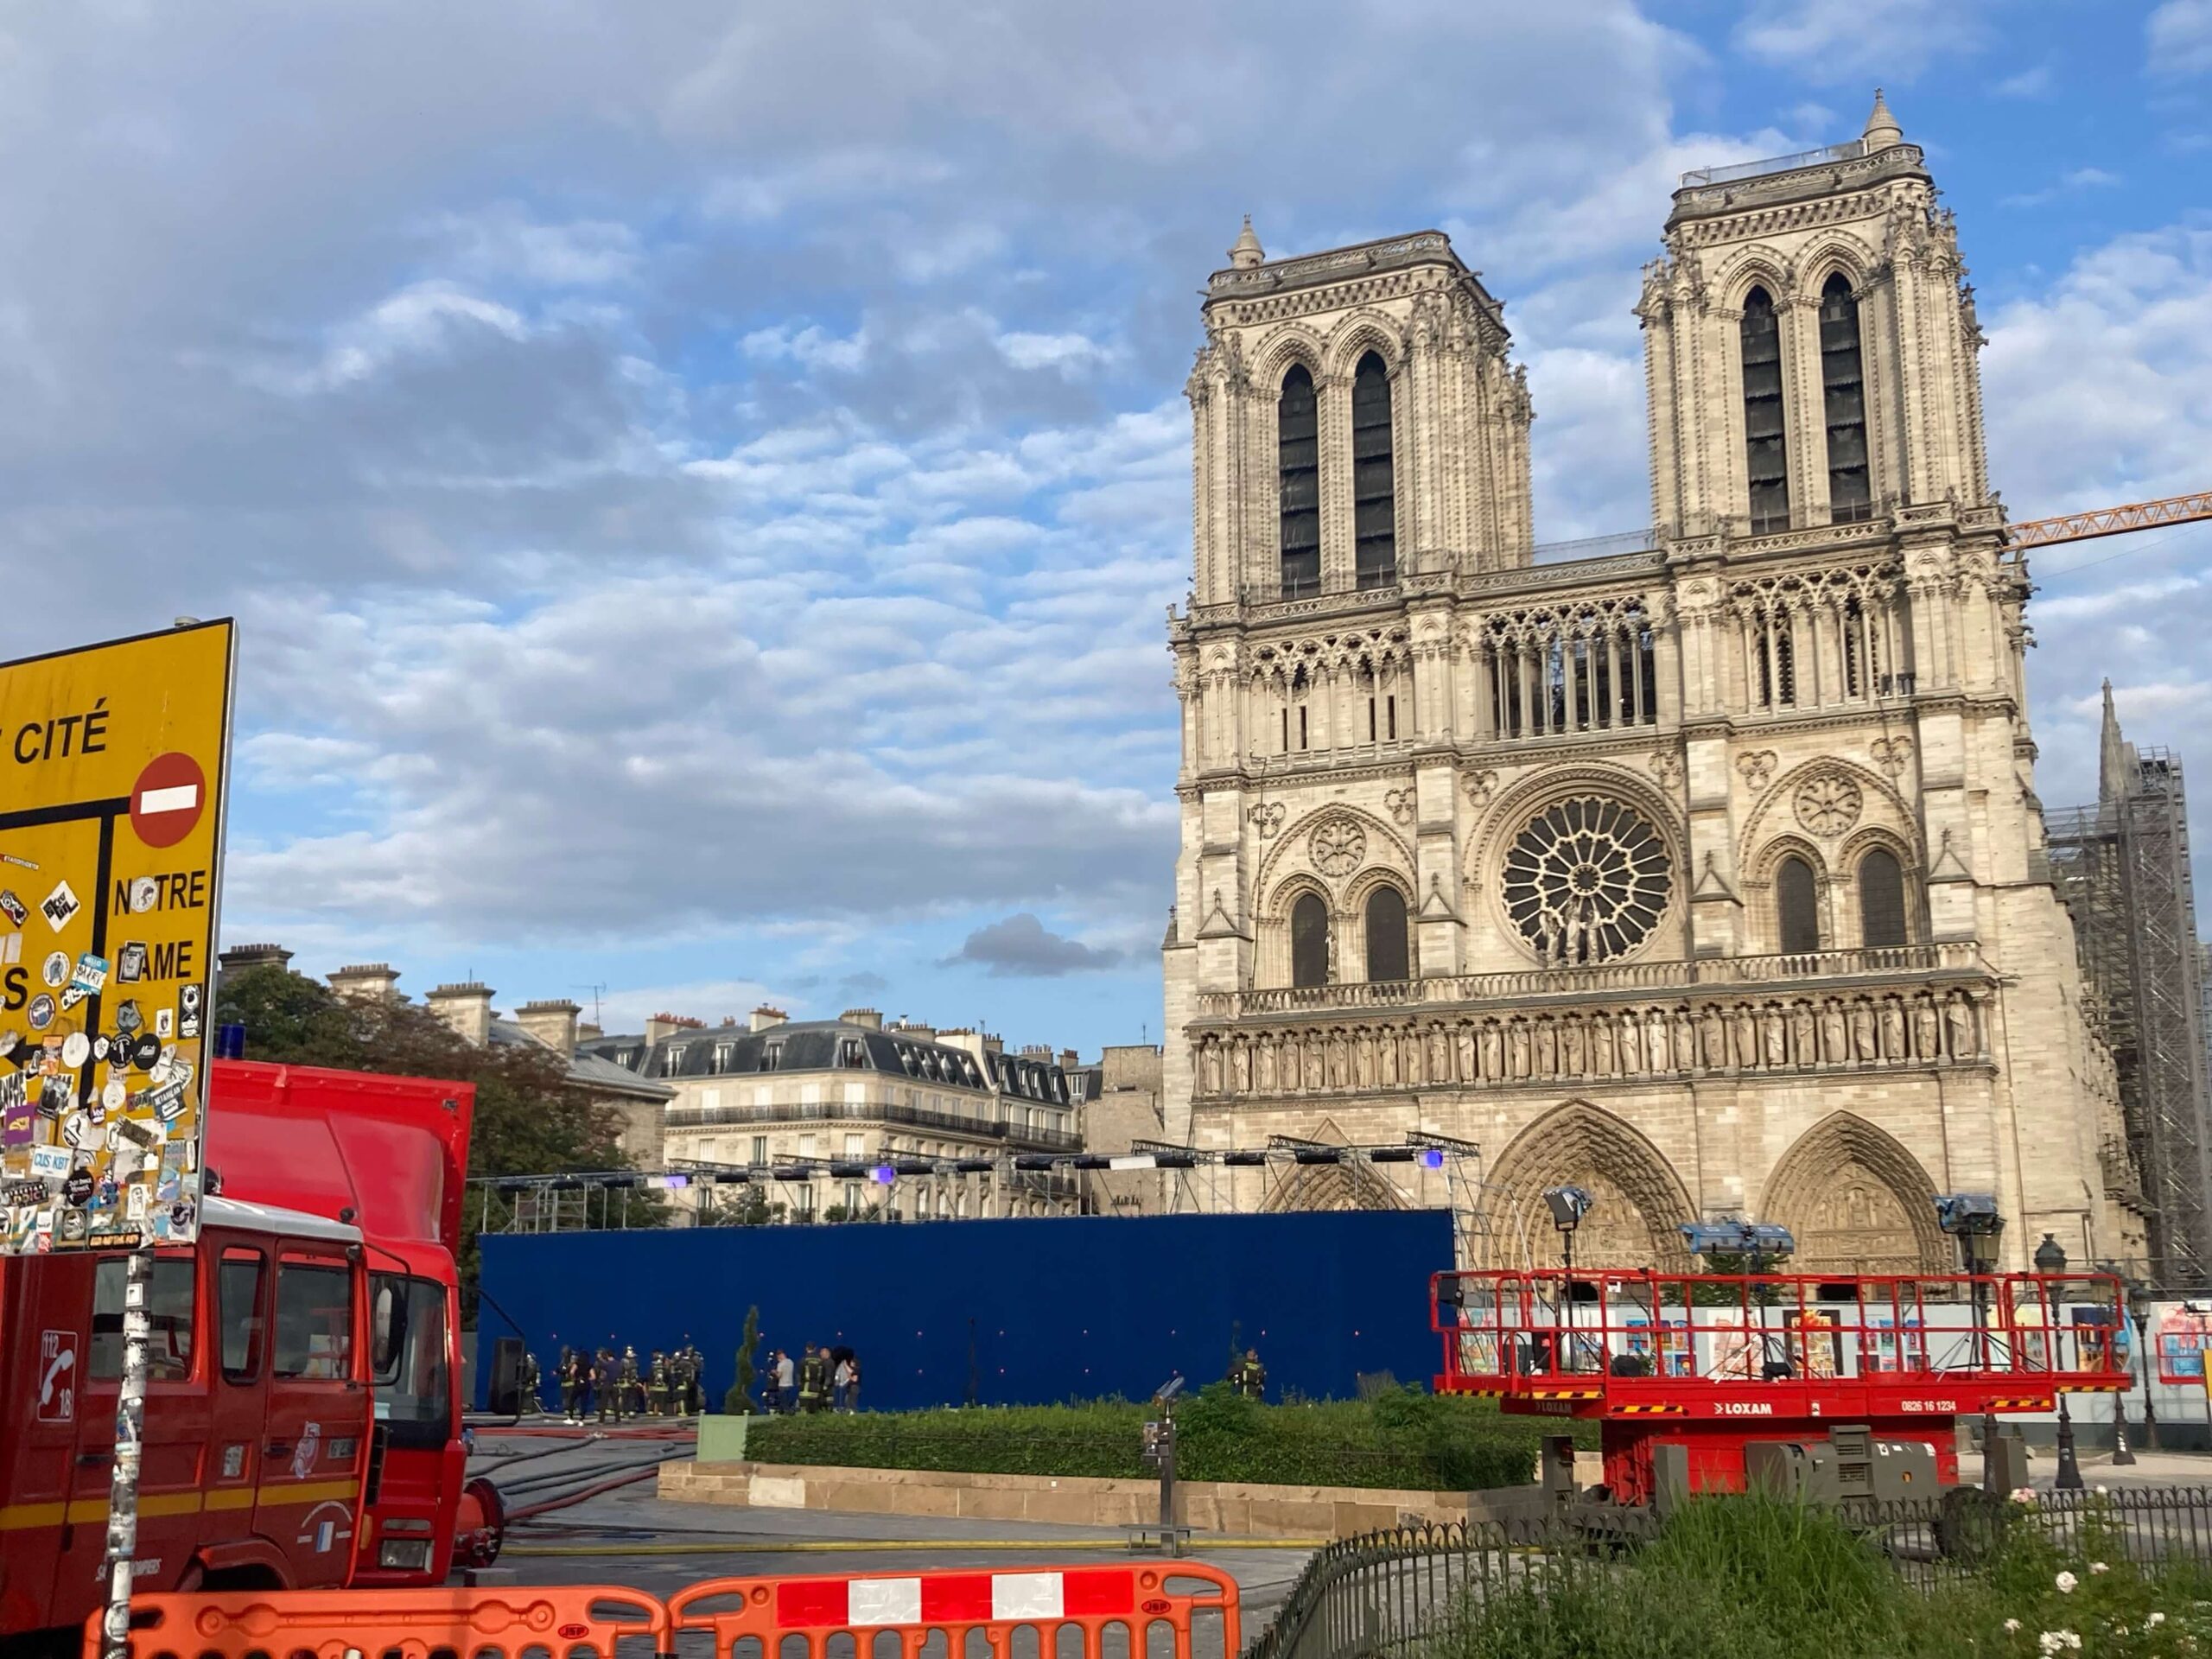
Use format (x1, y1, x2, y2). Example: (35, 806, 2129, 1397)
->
(1933, 1484, 2005, 1564)
(454, 1475, 508, 1568)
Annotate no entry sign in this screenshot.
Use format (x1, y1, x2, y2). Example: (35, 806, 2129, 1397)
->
(130, 753, 207, 849)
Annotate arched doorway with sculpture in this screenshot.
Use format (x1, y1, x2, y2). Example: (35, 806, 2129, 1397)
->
(1480, 1100, 1698, 1273)
(1759, 1111, 1952, 1277)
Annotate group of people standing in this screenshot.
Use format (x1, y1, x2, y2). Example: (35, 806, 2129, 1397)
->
(518, 1340, 704, 1421)
(761, 1344, 861, 1413)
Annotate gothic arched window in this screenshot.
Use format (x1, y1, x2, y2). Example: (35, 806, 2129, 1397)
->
(1777, 855, 1821, 955)
(1820, 274, 1872, 524)
(1351, 353, 1396, 589)
(1363, 885, 1410, 982)
(1858, 846, 1908, 948)
(1741, 286, 1790, 533)
(1290, 893, 1330, 988)
(1279, 365, 1320, 598)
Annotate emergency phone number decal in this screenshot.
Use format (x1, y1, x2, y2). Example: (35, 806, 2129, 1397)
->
(0, 621, 234, 1255)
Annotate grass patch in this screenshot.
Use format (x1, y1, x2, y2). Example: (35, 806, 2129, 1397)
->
(743, 1384, 1588, 1491)
(1426, 1492, 2212, 1659)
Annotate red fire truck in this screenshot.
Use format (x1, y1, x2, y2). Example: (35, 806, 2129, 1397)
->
(1433, 1264, 2132, 1509)
(0, 1194, 378, 1646)
(0, 1061, 479, 1650)
(201, 1059, 482, 1586)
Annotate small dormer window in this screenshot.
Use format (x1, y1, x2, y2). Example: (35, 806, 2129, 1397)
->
(714, 1042, 736, 1074)
(662, 1045, 687, 1077)
(760, 1040, 783, 1072)
(839, 1039, 866, 1069)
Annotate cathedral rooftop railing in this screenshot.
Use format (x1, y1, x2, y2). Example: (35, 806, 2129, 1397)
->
(1679, 140, 1866, 189)
(1196, 941, 1988, 1020)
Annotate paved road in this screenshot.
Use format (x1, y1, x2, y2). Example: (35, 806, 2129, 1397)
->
(466, 1426, 1316, 1644)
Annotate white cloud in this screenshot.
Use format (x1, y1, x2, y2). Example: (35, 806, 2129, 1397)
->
(1734, 0, 1986, 81)
(2148, 0, 2212, 77)
(1983, 226, 2212, 506)
(2000, 167, 2123, 209)
(995, 328, 1115, 376)
(430, 205, 642, 288)
(1993, 64, 2054, 98)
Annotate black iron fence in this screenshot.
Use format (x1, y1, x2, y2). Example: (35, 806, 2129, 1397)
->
(1245, 1486, 2212, 1659)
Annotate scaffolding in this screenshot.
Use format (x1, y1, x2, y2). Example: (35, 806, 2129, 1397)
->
(2048, 689, 2212, 1286)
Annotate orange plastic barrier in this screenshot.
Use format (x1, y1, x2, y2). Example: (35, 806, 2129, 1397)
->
(87, 1583, 667, 1659)
(669, 1562, 1242, 1659)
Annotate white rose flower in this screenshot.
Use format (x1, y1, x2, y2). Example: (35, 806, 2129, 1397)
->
(2056, 1572, 2078, 1593)
(2090, 1562, 2109, 1575)
(2151, 1611, 2168, 1627)
(2005, 1618, 2022, 1633)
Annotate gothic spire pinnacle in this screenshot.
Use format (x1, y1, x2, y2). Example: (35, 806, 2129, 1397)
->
(1863, 86, 1904, 151)
(1228, 214, 1265, 270)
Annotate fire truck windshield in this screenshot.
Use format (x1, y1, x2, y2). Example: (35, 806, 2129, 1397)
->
(369, 1273, 450, 1447)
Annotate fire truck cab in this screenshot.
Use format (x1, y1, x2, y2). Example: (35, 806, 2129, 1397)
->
(201, 1061, 474, 1586)
(0, 1196, 380, 1645)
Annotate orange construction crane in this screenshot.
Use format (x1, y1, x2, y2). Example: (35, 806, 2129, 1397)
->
(2005, 488, 2212, 550)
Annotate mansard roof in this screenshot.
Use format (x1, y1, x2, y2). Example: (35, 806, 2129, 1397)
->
(581, 1018, 1076, 1104)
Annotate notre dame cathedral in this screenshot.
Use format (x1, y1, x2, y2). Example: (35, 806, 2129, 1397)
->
(1160, 93, 2140, 1275)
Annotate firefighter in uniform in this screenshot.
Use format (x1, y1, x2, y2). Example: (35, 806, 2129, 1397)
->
(562, 1345, 588, 1421)
(1230, 1347, 1267, 1401)
(622, 1345, 646, 1418)
(594, 1345, 626, 1422)
(648, 1351, 672, 1417)
(518, 1348, 542, 1414)
(678, 1338, 705, 1415)
(798, 1343, 831, 1413)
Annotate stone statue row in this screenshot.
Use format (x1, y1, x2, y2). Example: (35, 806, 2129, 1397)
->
(1194, 986, 1981, 1098)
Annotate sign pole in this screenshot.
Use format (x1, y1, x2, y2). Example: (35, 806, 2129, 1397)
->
(100, 1222, 156, 1659)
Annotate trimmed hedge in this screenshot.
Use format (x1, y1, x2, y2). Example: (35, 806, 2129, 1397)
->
(742, 1385, 1588, 1491)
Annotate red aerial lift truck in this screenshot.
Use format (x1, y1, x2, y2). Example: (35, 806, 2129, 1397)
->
(1433, 1262, 2132, 1511)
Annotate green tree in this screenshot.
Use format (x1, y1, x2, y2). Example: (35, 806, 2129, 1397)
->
(214, 963, 662, 1312)
(711, 1189, 785, 1227)
(727, 1304, 761, 1414)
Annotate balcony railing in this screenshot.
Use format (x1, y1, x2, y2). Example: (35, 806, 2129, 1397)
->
(1680, 140, 1865, 189)
(1196, 942, 1987, 1020)
(663, 1098, 1082, 1152)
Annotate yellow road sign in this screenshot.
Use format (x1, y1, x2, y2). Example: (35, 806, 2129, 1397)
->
(0, 620, 235, 1253)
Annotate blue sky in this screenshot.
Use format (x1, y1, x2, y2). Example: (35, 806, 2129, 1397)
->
(3, 0, 2208, 1054)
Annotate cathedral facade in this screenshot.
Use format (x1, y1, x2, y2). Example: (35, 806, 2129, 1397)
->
(1161, 95, 2140, 1274)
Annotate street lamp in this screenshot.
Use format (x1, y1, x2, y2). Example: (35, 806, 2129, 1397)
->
(1683, 1221, 1798, 1378)
(1544, 1185, 1593, 1375)
(2129, 1275, 2158, 1452)
(2034, 1233, 2085, 1490)
(2097, 1262, 2143, 1464)
(1936, 1193, 2005, 1460)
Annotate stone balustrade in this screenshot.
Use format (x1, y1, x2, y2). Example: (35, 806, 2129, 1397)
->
(1196, 942, 1986, 1020)
(1191, 979, 1986, 1101)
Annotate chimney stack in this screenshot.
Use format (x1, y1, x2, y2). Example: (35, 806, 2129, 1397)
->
(646, 1011, 704, 1046)
(841, 1007, 883, 1030)
(426, 982, 496, 1046)
(749, 1005, 788, 1033)
(218, 943, 293, 975)
(515, 998, 582, 1058)
(328, 963, 401, 1003)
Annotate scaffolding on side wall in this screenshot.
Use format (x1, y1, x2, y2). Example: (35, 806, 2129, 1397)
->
(2049, 742, 2212, 1287)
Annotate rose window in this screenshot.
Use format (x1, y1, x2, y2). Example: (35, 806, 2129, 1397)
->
(1502, 796, 1672, 964)
(1793, 773, 1863, 837)
(1310, 818, 1366, 877)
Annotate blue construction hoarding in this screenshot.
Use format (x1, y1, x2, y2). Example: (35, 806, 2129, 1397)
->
(477, 1208, 1453, 1411)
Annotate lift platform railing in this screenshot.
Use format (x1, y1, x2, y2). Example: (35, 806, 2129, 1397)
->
(1431, 1268, 2130, 1411)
